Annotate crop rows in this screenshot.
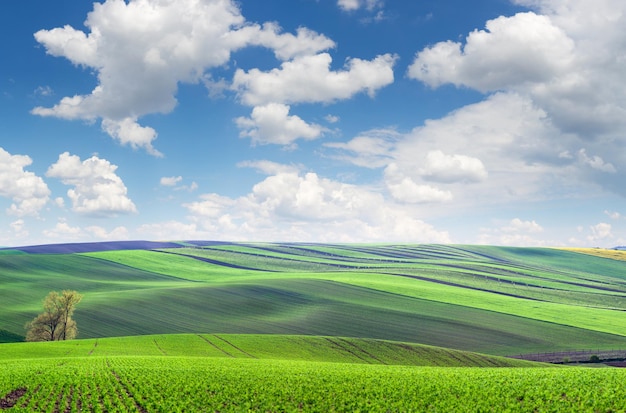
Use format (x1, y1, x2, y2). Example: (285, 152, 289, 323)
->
(2, 356, 626, 412)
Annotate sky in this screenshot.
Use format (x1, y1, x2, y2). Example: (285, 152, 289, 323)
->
(1, 0, 625, 248)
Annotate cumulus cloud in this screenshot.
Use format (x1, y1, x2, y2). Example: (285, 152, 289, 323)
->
(421, 150, 487, 183)
(502, 218, 544, 233)
(85, 225, 130, 240)
(232, 52, 395, 145)
(478, 218, 547, 246)
(32, 0, 335, 155)
(324, 128, 398, 168)
(232, 52, 397, 106)
(0, 147, 50, 216)
(408, 12, 575, 92)
(384, 163, 453, 203)
(406, 0, 626, 199)
(182, 164, 450, 243)
(46, 152, 137, 217)
(42, 219, 83, 240)
(327, 93, 564, 209)
(337, 0, 383, 12)
(325, 114, 340, 124)
(235, 103, 324, 145)
(101, 118, 162, 157)
(160, 176, 198, 192)
(160, 176, 183, 187)
(587, 222, 612, 243)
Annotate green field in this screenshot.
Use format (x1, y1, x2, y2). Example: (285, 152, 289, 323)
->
(2, 243, 626, 355)
(2, 335, 626, 412)
(2, 242, 626, 411)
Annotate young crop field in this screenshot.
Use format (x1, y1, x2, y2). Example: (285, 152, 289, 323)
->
(0, 334, 539, 367)
(2, 242, 626, 411)
(0, 335, 624, 412)
(2, 355, 626, 412)
(2, 242, 626, 355)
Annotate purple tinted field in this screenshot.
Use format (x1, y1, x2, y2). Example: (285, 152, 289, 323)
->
(5, 240, 184, 254)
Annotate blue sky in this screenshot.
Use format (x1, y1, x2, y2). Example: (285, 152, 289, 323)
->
(1, 0, 625, 247)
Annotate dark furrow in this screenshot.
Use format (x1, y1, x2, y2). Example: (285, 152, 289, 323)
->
(380, 272, 544, 302)
(108, 369, 148, 413)
(153, 339, 167, 356)
(323, 338, 371, 363)
(153, 249, 274, 271)
(337, 338, 386, 365)
(196, 334, 234, 357)
(0, 387, 27, 410)
(212, 335, 257, 358)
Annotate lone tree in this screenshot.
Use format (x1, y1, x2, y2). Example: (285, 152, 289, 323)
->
(25, 290, 83, 342)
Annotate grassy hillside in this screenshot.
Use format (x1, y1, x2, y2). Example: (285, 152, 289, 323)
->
(0, 333, 540, 367)
(0, 329, 23, 343)
(5, 336, 626, 412)
(2, 242, 626, 355)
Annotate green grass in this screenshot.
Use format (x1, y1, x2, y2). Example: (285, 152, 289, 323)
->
(3, 243, 626, 356)
(0, 334, 539, 367)
(0, 334, 626, 412)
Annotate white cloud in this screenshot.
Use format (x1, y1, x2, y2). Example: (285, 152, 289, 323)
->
(577, 149, 616, 173)
(385, 163, 453, 203)
(46, 152, 137, 217)
(10, 219, 27, 238)
(248, 23, 336, 61)
(232, 52, 397, 106)
(235, 103, 324, 145)
(587, 222, 612, 243)
(328, 93, 565, 209)
(237, 160, 301, 175)
(338, 0, 360, 10)
(478, 218, 546, 246)
(101, 118, 162, 157)
(43, 219, 83, 240)
(502, 218, 543, 233)
(325, 114, 340, 124)
(32, 0, 334, 155)
(160, 176, 183, 187)
(408, 12, 575, 92)
(0, 147, 50, 216)
(85, 225, 130, 240)
(160, 176, 198, 192)
(604, 210, 622, 220)
(337, 0, 383, 12)
(406, 0, 626, 199)
(421, 150, 487, 183)
(34, 86, 53, 97)
(324, 128, 398, 168)
(137, 221, 204, 240)
(183, 165, 450, 243)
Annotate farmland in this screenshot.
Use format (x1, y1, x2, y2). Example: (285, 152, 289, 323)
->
(2, 242, 626, 411)
(2, 335, 626, 412)
(2, 242, 626, 355)
(5, 355, 626, 412)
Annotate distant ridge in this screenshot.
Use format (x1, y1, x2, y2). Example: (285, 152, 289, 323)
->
(1, 240, 185, 254)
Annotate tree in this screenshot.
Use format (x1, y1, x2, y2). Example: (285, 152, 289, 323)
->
(25, 290, 83, 342)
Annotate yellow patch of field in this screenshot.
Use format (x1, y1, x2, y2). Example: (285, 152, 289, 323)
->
(558, 247, 626, 262)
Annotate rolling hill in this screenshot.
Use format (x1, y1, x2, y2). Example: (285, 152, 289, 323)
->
(2, 242, 625, 356)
